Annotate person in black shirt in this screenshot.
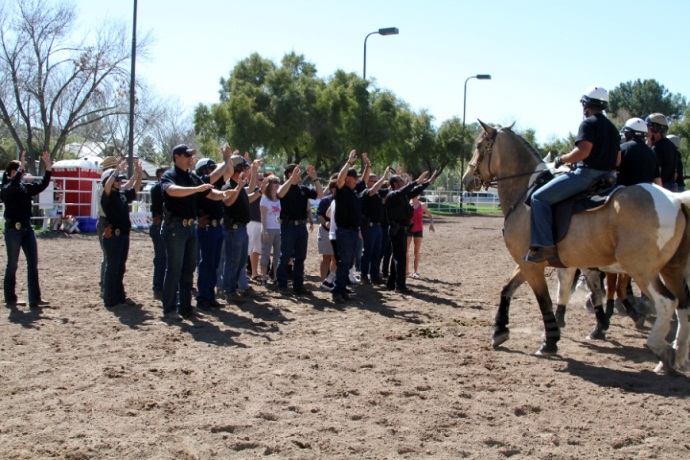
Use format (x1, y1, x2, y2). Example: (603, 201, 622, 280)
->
(149, 166, 168, 300)
(527, 86, 620, 265)
(668, 135, 684, 191)
(332, 150, 363, 302)
(195, 145, 233, 310)
(616, 118, 661, 187)
(385, 169, 437, 294)
(2, 151, 52, 308)
(221, 155, 259, 302)
(101, 159, 143, 308)
(276, 163, 323, 295)
(646, 113, 679, 191)
(359, 167, 390, 285)
(160, 144, 235, 320)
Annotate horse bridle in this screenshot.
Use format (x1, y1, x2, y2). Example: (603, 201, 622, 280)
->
(467, 127, 544, 190)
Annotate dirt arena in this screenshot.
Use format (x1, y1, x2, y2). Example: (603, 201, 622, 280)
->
(1, 214, 689, 459)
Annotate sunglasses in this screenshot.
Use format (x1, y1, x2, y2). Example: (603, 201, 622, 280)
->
(183, 152, 194, 158)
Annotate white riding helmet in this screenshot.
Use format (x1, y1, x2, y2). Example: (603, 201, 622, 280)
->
(622, 117, 648, 138)
(645, 113, 669, 133)
(580, 85, 609, 109)
(667, 134, 681, 149)
(195, 158, 216, 176)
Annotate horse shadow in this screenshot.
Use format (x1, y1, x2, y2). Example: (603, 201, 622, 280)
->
(558, 358, 690, 396)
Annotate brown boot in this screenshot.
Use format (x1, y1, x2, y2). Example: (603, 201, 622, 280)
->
(524, 246, 559, 264)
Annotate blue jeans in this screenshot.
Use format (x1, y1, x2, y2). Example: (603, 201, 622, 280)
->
(334, 228, 359, 296)
(530, 167, 609, 248)
(387, 224, 408, 290)
(276, 223, 308, 289)
(149, 224, 166, 292)
(360, 223, 382, 279)
(197, 224, 224, 302)
(102, 232, 130, 307)
(3, 225, 41, 304)
(162, 224, 198, 315)
(222, 224, 248, 295)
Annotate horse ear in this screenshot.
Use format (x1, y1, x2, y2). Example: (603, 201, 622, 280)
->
(478, 119, 495, 136)
(506, 121, 516, 130)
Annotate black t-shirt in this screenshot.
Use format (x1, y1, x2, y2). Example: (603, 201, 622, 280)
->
(198, 176, 225, 220)
(360, 188, 385, 224)
(1, 169, 51, 222)
(101, 187, 136, 231)
(248, 187, 261, 222)
(335, 184, 361, 229)
(161, 165, 209, 219)
(576, 113, 619, 171)
(385, 181, 429, 224)
(617, 139, 660, 186)
(222, 178, 251, 224)
(150, 182, 164, 219)
(317, 194, 333, 220)
(280, 184, 317, 221)
(652, 137, 679, 184)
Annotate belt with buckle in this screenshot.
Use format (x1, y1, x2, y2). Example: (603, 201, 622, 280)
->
(7, 221, 30, 230)
(282, 219, 308, 226)
(226, 222, 246, 231)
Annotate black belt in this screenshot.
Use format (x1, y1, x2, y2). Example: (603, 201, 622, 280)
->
(225, 222, 247, 231)
(167, 217, 196, 227)
(363, 221, 381, 227)
(281, 219, 308, 226)
(6, 221, 31, 230)
(339, 225, 360, 231)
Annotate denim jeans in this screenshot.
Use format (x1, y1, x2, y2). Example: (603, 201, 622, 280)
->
(197, 224, 224, 302)
(387, 225, 408, 290)
(222, 224, 248, 295)
(149, 224, 166, 292)
(276, 223, 308, 289)
(360, 223, 382, 279)
(162, 224, 198, 315)
(334, 228, 359, 296)
(102, 232, 130, 307)
(530, 167, 610, 248)
(3, 225, 41, 304)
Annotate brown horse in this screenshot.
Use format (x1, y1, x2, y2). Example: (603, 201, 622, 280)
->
(462, 121, 690, 373)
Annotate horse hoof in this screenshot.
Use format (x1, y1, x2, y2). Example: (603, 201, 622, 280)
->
(492, 330, 510, 348)
(587, 325, 606, 341)
(654, 361, 681, 376)
(536, 341, 558, 355)
(555, 313, 566, 329)
(633, 314, 646, 330)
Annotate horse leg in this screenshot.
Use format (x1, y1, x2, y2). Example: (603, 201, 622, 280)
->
(585, 269, 609, 341)
(673, 285, 690, 371)
(524, 271, 560, 355)
(555, 267, 579, 329)
(616, 274, 646, 329)
(492, 265, 524, 348)
(635, 275, 678, 374)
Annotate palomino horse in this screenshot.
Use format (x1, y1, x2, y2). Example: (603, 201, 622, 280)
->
(462, 121, 690, 373)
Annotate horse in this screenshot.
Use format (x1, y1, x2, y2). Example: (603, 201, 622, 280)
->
(462, 121, 690, 374)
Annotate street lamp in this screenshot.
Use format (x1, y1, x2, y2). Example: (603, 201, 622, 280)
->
(460, 74, 491, 209)
(361, 27, 399, 154)
(127, 0, 138, 176)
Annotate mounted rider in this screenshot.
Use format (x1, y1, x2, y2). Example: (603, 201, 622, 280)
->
(526, 86, 620, 264)
(646, 113, 680, 192)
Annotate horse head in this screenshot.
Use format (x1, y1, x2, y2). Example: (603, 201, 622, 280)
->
(462, 120, 543, 193)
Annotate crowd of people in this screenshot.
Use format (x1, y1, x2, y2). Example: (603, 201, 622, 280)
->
(2, 90, 685, 320)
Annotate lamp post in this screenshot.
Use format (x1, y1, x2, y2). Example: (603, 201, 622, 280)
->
(460, 74, 491, 210)
(127, 0, 138, 176)
(361, 27, 399, 154)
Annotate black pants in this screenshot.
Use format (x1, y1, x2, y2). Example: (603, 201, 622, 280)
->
(387, 225, 407, 290)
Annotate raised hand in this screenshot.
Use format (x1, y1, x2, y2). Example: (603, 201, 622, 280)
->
(42, 151, 52, 170)
(348, 149, 357, 164)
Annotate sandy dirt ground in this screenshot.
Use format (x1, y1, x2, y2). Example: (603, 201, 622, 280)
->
(1, 214, 690, 459)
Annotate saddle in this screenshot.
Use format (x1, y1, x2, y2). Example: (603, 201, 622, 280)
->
(526, 170, 622, 243)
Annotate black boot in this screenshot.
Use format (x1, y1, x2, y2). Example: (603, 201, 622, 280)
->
(587, 306, 609, 340)
(621, 299, 645, 329)
(605, 299, 615, 319)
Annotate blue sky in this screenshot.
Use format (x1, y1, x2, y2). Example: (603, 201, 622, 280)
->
(73, 0, 689, 144)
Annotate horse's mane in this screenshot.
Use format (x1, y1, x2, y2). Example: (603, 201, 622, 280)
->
(500, 126, 544, 164)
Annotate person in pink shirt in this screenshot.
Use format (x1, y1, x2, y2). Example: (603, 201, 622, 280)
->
(406, 195, 434, 279)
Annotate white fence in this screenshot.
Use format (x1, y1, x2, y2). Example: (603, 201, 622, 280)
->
(421, 189, 501, 214)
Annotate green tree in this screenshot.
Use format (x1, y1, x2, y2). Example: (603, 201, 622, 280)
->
(608, 79, 687, 123)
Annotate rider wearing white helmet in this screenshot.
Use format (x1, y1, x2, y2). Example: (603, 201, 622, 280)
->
(616, 118, 661, 186)
(526, 85, 620, 264)
(646, 113, 679, 191)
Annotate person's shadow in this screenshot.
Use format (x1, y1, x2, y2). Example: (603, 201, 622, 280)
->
(7, 306, 44, 329)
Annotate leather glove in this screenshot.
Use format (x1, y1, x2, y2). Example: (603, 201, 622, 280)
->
(553, 156, 565, 168)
